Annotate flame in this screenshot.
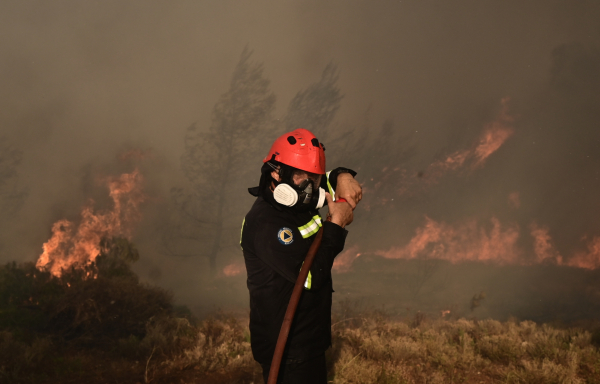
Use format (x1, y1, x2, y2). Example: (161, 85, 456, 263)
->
(427, 98, 514, 179)
(530, 223, 561, 264)
(566, 236, 600, 270)
(36, 169, 145, 277)
(376, 217, 521, 264)
(223, 262, 244, 277)
(473, 98, 514, 167)
(362, 98, 516, 210)
(332, 218, 600, 272)
(528, 223, 600, 269)
(332, 245, 361, 273)
(436, 150, 470, 172)
(473, 125, 514, 168)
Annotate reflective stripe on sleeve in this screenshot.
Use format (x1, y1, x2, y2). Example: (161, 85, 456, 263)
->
(240, 217, 245, 250)
(298, 215, 322, 238)
(326, 171, 335, 199)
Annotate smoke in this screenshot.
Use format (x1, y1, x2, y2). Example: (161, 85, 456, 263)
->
(1, 0, 600, 320)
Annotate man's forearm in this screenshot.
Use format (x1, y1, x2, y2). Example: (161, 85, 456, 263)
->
(324, 167, 357, 195)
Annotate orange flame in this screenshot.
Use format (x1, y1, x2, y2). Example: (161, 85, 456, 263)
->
(569, 237, 600, 270)
(427, 98, 514, 179)
(472, 98, 514, 168)
(332, 218, 600, 272)
(530, 223, 561, 264)
(332, 245, 361, 273)
(36, 169, 145, 277)
(362, 98, 516, 209)
(528, 223, 600, 269)
(376, 217, 521, 264)
(223, 262, 244, 277)
(436, 150, 470, 172)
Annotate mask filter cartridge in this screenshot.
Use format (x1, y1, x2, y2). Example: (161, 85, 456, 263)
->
(315, 187, 326, 209)
(273, 184, 298, 206)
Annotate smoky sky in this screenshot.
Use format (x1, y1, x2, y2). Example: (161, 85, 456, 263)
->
(1, 1, 600, 316)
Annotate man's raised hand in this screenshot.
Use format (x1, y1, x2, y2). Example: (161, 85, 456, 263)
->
(325, 192, 353, 228)
(335, 173, 362, 209)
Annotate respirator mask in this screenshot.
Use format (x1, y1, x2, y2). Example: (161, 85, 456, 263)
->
(268, 162, 326, 211)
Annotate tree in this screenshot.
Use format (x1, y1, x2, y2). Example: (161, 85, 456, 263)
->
(283, 63, 343, 141)
(165, 48, 276, 273)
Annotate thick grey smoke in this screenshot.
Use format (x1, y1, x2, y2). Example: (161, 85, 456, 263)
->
(1, 1, 599, 320)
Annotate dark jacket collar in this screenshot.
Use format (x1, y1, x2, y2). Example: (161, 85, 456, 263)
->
(248, 184, 284, 211)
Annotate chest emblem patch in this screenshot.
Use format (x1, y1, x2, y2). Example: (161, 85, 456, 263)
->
(278, 227, 294, 245)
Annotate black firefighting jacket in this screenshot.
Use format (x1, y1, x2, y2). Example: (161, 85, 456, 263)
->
(241, 168, 354, 364)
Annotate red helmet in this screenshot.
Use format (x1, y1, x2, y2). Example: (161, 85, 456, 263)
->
(263, 128, 326, 174)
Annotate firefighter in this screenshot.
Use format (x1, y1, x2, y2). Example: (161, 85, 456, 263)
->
(241, 128, 361, 383)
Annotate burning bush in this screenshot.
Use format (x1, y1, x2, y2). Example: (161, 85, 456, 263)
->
(0, 237, 194, 383)
(1, 237, 172, 339)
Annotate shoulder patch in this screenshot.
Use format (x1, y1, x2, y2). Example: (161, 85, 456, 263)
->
(277, 227, 294, 245)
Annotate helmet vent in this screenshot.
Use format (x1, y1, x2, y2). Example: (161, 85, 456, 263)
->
(311, 138, 319, 147)
(287, 136, 297, 145)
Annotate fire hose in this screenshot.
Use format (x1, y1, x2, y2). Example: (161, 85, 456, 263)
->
(267, 198, 347, 384)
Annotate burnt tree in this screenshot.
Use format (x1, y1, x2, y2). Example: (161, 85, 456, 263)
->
(167, 48, 276, 273)
(283, 63, 343, 141)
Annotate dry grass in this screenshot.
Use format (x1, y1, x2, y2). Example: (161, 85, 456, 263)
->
(327, 312, 600, 384)
(147, 307, 600, 384)
(2, 241, 600, 383)
(3, 299, 600, 383)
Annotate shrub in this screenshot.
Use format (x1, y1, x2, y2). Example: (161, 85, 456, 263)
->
(0, 238, 172, 340)
(0, 238, 187, 383)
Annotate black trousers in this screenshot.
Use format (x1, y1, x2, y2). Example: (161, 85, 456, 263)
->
(261, 354, 327, 384)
